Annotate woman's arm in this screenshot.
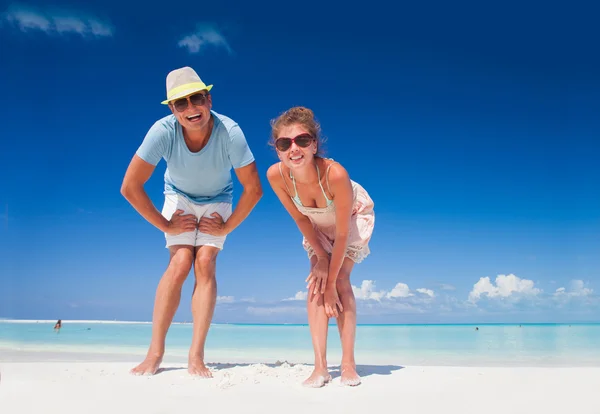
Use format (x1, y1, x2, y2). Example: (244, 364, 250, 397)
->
(266, 164, 329, 258)
(266, 164, 331, 294)
(325, 163, 354, 285)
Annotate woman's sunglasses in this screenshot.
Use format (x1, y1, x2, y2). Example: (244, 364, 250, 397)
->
(172, 93, 208, 112)
(275, 133, 314, 151)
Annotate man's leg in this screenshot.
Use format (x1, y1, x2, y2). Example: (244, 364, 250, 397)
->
(187, 245, 220, 377)
(131, 245, 194, 375)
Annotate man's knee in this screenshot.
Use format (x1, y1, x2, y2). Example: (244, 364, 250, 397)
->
(194, 248, 219, 282)
(195, 254, 216, 271)
(167, 248, 194, 284)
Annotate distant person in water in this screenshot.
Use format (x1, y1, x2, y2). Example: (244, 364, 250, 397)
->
(54, 320, 62, 331)
(121, 67, 263, 377)
(266, 107, 375, 387)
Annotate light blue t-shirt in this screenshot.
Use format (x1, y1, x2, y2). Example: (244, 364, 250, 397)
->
(136, 110, 255, 204)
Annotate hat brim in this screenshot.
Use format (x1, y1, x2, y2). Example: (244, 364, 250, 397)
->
(161, 84, 213, 105)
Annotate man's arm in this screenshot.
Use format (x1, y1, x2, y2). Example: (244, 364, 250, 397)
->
(222, 161, 263, 234)
(120, 155, 172, 232)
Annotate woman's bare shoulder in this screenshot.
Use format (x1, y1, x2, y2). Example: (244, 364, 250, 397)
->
(266, 162, 283, 181)
(324, 159, 349, 183)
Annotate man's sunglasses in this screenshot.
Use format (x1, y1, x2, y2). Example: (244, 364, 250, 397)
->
(171, 93, 208, 112)
(275, 133, 314, 151)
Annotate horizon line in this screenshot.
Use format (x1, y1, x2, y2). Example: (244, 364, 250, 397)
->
(1, 319, 598, 326)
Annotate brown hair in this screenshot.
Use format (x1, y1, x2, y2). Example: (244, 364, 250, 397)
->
(270, 106, 326, 156)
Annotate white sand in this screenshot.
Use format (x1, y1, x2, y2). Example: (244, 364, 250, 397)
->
(1, 352, 599, 414)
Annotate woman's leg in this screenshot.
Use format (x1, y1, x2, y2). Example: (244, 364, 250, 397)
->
(335, 258, 361, 386)
(304, 255, 332, 387)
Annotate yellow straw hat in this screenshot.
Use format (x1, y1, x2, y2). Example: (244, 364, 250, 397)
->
(161, 66, 213, 105)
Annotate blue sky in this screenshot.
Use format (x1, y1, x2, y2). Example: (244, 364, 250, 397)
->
(1, 1, 598, 324)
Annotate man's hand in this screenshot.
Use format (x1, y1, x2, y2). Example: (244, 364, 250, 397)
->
(324, 284, 343, 318)
(198, 212, 228, 237)
(306, 256, 330, 296)
(166, 209, 198, 235)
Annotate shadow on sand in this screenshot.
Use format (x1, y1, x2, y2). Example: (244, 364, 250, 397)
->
(154, 362, 404, 379)
(340, 364, 404, 379)
(154, 367, 188, 374)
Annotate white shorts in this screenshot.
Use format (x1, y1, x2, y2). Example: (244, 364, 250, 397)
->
(161, 193, 233, 249)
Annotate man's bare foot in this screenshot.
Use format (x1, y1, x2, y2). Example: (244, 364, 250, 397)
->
(130, 355, 163, 376)
(302, 368, 332, 388)
(340, 364, 361, 386)
(188, 356, 212, 378)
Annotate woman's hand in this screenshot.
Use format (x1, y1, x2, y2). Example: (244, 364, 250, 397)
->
(324, 284, 343, 318)
(306, 256, 330, 295)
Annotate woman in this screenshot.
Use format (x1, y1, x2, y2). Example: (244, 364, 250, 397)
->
(266, 107, 375, 387)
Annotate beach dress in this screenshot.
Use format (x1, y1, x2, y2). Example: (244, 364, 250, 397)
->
(278, 160, 375, 263)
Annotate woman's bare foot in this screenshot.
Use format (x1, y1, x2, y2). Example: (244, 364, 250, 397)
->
(302, 368, 332, 388)
(188, 356, 212, 378)
(130, 354, 163, 376)
(340, 364, 361, 386)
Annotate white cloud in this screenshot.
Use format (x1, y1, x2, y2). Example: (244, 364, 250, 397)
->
(3, 8, 50, 31)
(570, 280, 593, 296)
(555, 280, 593, 297)
(178, 23, 232, 55)
(216, 296, 235, 304)
(352, 280, 387, 300)
(438, 283, 456, 291)
(54, 16, 87, 35)
(219, 277, 597, 322)
(283, 291, 307, 301)
(250, 280, 440, 319)
(281, 280, 435, 305)
(216, 296, 255, 304)
(416, 288, 435, 298)
(2, 5, 113, 37)
(468, 274, 541, 302)
(387, 283, 413, 298)
(351, 280, 435, 301)
(88, 19, 112, 37)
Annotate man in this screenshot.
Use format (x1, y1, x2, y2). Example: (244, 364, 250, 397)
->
(121, 67, 262, 377)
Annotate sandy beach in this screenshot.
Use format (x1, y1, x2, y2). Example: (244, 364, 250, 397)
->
(1, 352, 599, 414)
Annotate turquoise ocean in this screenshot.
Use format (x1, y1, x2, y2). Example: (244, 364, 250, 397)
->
(1, 321, 599, 366)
